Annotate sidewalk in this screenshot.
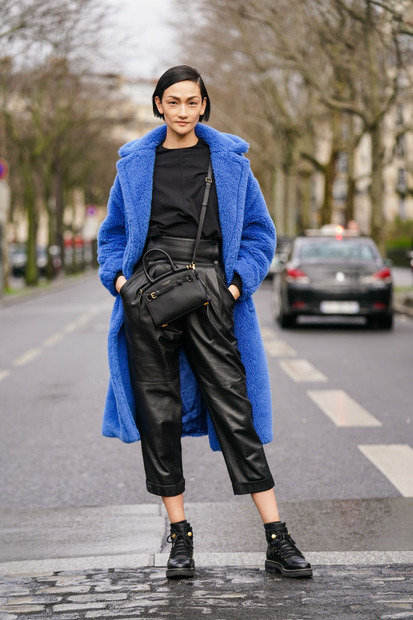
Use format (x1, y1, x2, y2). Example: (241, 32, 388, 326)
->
(0, 501, 412, 619)
(1, 564, 411, 619)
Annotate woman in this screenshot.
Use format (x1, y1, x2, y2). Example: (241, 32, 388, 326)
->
(98, 65, 311, 579)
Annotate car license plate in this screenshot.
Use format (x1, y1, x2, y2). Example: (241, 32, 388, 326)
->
(320, 301, 360, 314)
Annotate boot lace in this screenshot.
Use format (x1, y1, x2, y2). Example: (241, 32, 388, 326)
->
(271, 531, 304, 559)
(167, 531, 193, 557)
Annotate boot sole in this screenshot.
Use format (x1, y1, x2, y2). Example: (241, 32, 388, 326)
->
(166, 561, 195, 579)
(265, 559, 313, 578)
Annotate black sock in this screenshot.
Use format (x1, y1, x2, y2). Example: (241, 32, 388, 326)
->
(264, 521, 282, 531)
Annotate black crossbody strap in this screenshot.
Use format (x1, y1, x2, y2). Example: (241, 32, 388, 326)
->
(192, 160, 213, 265)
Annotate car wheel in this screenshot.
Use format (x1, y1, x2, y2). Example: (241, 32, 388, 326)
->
(272, 282, 296, 328)
(274, 295, 296, 328)
(367, 314, 393, 330)
(279, 311, 296, 328)
(377, 313, 393, 330)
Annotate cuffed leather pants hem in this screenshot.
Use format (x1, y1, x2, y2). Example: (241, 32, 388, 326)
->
(147, 479, 186, 497)
(232, 474, 275, 495)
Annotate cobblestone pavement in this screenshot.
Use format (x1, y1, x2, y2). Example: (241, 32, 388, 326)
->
(0, 564, 412, 619)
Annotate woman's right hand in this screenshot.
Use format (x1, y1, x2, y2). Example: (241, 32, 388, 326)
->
(116, 275, 127, 293)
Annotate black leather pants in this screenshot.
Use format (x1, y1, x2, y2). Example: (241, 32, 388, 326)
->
(121, 236, 274, 497)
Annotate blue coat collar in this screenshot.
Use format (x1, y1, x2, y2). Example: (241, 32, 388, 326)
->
(118, 124, 249, 158)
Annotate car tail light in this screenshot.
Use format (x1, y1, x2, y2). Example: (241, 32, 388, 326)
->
(361, 268, 392, 285)
(373, 268, 392, 282)
(286, 267, 310, 284)
(373, 302, 387, 310)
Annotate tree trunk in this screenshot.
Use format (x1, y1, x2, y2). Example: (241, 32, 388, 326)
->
(54, 158, 65, 271)
(345, 118, 356, 225)
(43, 168, 57, 281)
(320, 149, 336, 225)
(298, 172, 312, 231)
(365, 0, 385, 254)
(370, 121, 385, 253)
(21, 160, 38, 286)
(282, 133, 297, 236)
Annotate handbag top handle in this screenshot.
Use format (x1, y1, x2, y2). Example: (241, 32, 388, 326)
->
(191, 160, 213, 266)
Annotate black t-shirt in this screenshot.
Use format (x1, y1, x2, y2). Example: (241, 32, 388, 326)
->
(114, 138, 242, 293)
(148, 138, 221, 240)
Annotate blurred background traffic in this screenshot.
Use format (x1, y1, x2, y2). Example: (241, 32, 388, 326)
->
(1, 0, 413, 301)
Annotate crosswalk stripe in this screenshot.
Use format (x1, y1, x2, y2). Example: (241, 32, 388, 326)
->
(308, 390, 382, 427)
(0, 370, 10, 382)
(358, 444, 413, 497)
(279, 359, 327, 382)
(264, 340, 297, 357)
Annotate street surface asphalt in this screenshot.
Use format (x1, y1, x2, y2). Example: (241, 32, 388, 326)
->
(0, 271, 412, 619)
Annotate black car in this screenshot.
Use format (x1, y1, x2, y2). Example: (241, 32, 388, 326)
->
(272, 227, 393, 329)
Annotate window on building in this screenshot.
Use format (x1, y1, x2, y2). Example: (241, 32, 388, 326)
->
(395, 103, 404, 127)
(397, 168, 407, 195)
(395, 134, 405, 158)
(336, 151, 348, 173)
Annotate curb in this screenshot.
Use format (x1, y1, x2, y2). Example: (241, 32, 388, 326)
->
(0, 270, 99, 308)
(1, 551, 412, 576)
(394, 301, 413, 318)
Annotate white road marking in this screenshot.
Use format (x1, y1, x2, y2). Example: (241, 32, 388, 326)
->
(264, 340, 297, 357)
(3, 307, 100, 377)
(308, 390, 382, 427)
(260, 326, 278, 339)
(359, 444, 413, 497)
(42, 333, 64, 347)
(64, 322, 79, 333)
(279, 359, 327, 382)
(12, 348, 42, 367)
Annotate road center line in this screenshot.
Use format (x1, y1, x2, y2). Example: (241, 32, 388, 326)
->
(308, 390, 382, 427)
(358, 444, 413, 497)
(64, 322, 79, 333)
(12, 348, 42, 367)
(279, 359, 327, 382)
(42, 333, 65, 347)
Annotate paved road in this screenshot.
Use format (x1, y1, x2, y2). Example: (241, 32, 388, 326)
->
(0, 273, 412, 618)
(1, 274, 412, 510)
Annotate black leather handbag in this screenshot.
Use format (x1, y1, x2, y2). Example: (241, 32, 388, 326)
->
(139, 162, 213, 328)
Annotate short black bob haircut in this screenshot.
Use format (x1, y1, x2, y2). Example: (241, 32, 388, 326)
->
(152, 65, 211, 122)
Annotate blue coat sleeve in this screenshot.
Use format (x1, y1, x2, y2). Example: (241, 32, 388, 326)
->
(97, 175, 127, 297)
(234, 171, 276, 300)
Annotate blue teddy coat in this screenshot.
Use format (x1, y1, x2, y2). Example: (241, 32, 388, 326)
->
(98, 123, 276, 451)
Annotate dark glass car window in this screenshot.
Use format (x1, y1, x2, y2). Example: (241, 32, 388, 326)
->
(299, 240, 378, 261)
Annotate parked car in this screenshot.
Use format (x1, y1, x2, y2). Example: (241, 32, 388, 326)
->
(272, 226, 393, 329)
(266, 236, 293, 279)
(8, 244, 60, 278)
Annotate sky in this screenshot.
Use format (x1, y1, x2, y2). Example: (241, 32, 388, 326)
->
(103, 0, 180, 80)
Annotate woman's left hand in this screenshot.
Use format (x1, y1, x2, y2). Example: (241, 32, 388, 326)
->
(228, 284, 240, 300)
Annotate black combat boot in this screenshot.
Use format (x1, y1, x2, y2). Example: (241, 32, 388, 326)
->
(265, 522, 312, 578)
(166, 521, 195, 578)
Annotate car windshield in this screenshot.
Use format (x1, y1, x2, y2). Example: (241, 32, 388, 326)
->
(298, 240, 378, 261)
